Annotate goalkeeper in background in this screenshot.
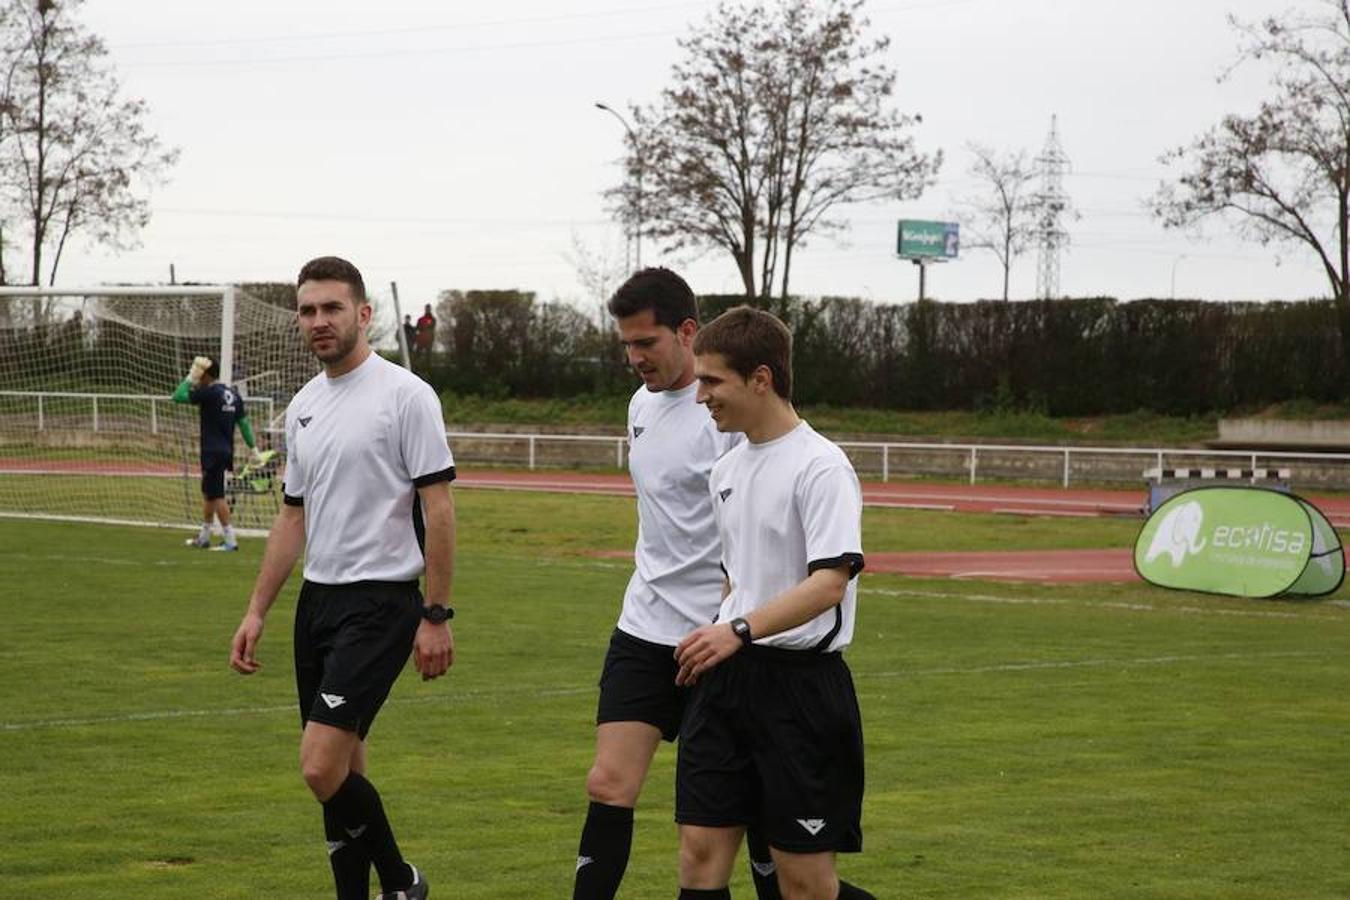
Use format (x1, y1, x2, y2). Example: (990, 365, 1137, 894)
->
(172, 355, 263, 551)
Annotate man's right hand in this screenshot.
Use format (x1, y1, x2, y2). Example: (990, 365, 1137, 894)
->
(230, 612, 265, 674)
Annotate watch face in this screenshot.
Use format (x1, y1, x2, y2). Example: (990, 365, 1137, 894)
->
(424, 605, 452, 623)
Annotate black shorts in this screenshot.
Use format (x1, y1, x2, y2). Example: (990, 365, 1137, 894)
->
(200, 452, 233, 499)
(675, 645, 865, 854)
(293, 579, 423, 739)
(596, 628, 689, 742)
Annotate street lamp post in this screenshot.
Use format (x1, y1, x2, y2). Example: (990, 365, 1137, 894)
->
(1170, 254, 1188, 299)
(595, 102, 642, 270)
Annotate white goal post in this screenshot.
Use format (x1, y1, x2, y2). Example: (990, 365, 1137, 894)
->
(0, 285, 318, 532)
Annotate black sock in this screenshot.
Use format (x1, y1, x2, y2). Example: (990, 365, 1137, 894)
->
(838, 881, 877, 900)
(322, 772, 412, 893)
(573, 801, 634, 900)
(322, 805, 371, 900)
(678, 890, 731, 899)
(745, 827, 782, 900)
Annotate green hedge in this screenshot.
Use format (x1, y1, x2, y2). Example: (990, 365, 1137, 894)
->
(691, 295, 1344, 415)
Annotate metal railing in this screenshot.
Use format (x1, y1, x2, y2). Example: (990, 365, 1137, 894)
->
(447, 431, 628, 469)
(444, 431, 1350, 490)
(4, 397, 1349, 489)
(0, 390, 276, 435)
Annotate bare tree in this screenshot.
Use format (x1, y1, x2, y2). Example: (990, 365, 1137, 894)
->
(611, 0, 938, 300)
(565, 230, 629, 323)
(958, 143, 1037, 301)
(1152, 0, 1350, 351)
(0, 0, 177, 286)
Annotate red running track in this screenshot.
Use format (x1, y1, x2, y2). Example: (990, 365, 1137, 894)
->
(585, 547, 1139, 583)
(458, 470, 1147, 516)
(7, 460, 1350, 524)
(457, 469, 1350, 526)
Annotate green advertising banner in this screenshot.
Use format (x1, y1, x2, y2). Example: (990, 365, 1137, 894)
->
(1287, 498, 1345, 596)
(1134, 487, 1344, 598)
(897, 220, 959, 259)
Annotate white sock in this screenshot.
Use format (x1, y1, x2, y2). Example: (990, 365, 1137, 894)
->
(223, 525, 236, 545)
(197, 523, 211, 542)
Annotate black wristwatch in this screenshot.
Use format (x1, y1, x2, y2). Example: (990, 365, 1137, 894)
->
(421, 604, 454, 624)
(730, 617, 753, 646)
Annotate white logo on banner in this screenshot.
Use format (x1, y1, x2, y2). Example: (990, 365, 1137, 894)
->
(1144, 500, 1207, 567)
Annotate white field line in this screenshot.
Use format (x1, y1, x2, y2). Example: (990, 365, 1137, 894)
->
(860, 650, 1324, 679)
(0, 512, 269, 538)
(2, 651, 1326, 734)
(0, 685, 595, 733)
(865, 586, 1349, 621)
(867, 490, 1142, 512)
(991, 507, 1099, 518)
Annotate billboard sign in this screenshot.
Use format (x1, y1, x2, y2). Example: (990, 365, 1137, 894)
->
(897, 220, 959, 260)
(1134, 486, 1344, 598)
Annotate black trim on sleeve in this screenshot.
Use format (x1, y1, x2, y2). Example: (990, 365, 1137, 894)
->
(283, 493, 304, 507)
(413, 466, 457, 488)
(719, 562, 728, 578)
(808, 552, 865, 580)
(811, 605, 843, 653)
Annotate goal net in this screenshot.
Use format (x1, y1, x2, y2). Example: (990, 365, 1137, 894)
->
(0, 286, 317, 532)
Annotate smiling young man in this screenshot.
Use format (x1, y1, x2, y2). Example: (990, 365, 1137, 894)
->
(674, 306, 873, 900)
(572, 269, 781, 900)
(229, 256, 455, 900)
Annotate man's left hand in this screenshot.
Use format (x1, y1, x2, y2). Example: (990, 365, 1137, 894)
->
(674, 622, 741, 686)
(413, 620, 453, 681)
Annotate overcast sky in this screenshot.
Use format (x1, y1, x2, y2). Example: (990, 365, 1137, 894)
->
(61, 0, 1333, 328)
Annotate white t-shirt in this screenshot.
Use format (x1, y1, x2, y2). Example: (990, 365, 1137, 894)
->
(709, 421, 864, 652)
(283, 353, 455, 585)
(617, 382, 741, 645)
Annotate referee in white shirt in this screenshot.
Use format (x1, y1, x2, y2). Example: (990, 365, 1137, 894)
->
(674, 306, 874, 900)
(572, 269, 781, 900)
(230, 257, 455, 900)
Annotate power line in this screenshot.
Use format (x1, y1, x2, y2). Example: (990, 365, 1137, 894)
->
(154, 206, 609, 227)
(110, 1, 713, 50)
(116, 0, 989, 67)
(112, 0, 982, 52)
(122, 28, 681, 68)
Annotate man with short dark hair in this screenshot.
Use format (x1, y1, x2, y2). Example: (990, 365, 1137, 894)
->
(172, 355, 262, 551)
(402, 314, 417, 362)
(674, 305, 874, 900)
(572, 269, 780, 900)
(230, 255, 456, 900)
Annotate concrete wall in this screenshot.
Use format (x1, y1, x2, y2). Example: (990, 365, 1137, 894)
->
(1216, 418, 1350, 450)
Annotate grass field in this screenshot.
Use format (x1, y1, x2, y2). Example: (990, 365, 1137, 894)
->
(2, 490, 1348, 899)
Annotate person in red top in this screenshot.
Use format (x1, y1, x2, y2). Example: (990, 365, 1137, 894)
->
(413, 304, 436, 370)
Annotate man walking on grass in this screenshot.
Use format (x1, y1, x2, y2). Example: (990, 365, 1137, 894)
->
(674, 306, 874, 900)
(572, 269, 782, 900)
(230, 256, 456, 900)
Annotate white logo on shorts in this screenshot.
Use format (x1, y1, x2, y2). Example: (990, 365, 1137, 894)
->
(796, 818, 826, 836)
(751, 859, 777, 876)
(320, 693, 347, 709)
(576, 855, 594, 872)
